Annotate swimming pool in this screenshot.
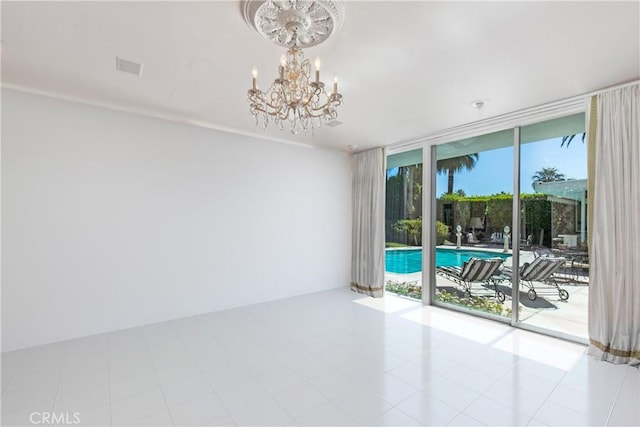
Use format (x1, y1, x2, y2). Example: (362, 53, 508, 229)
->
(385, 248, 511, 274)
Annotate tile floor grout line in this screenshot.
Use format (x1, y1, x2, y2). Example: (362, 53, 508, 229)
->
(527, 361, 578, 425)
(49, 348, 69, 423)
(140, 329, 176, 427)
(1, 366, 18, 400)
(189, 314, 271, 425)
(604, 365, 629, 427)
(105, 337, 114, 427)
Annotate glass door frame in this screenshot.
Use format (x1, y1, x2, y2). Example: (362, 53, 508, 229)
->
(510, 127, 521, 327)
(410, 98, 588, 345)
(424, 139, 516, 325)
(512, 125, 588, 344)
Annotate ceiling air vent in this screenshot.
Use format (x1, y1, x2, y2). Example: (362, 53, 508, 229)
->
(325, 120, 344, 128)
(116, 56, 143, 76)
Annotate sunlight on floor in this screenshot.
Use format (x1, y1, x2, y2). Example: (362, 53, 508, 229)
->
(353, 293, 586, 372)
(492, 329, 586, 371)
(352, 294, 421, 313)
(398, 303, 512, 344)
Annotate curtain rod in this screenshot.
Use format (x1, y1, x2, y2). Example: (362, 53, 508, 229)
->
(588, 79, 639, 97)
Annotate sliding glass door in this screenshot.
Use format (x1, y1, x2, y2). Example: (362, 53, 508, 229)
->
(433, 129, 514, 319)
(517, 114, 588, 339)
(425, 113, 588, 342)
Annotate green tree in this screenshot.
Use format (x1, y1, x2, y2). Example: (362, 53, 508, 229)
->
(386, 164, 423, 245)
(435, 220, 449, 245)
(436, 154, 479, 194)
(393, 218, 422, 246)
(532, 167, 566, 189)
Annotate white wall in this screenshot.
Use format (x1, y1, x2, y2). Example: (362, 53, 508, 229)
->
(1, 89, 352, 351)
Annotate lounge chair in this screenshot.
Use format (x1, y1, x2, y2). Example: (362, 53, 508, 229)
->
(504, 256, 569, 301)
(437, 257, 504, 300)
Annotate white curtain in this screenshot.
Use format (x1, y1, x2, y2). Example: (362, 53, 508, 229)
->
(351, 147, 386, 297)
(588, 83, 640, 365)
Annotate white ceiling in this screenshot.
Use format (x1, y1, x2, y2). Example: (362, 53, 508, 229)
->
(2, 1, 639, 152)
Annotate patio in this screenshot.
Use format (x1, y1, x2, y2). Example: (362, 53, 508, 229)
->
(385, 246, 589, 341)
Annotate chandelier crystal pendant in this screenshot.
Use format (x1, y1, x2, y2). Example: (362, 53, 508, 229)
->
(243, 0, 344, 134)
(248, 42, 342, 134)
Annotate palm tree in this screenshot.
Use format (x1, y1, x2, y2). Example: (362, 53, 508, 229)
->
(532, 167, 565, 189)
(561, 133, 586, 148)
(436, 154, 479, 194)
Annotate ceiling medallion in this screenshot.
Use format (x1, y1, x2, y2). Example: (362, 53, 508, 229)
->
(242, 1, 345, 134)
(242, 0, 344, 48)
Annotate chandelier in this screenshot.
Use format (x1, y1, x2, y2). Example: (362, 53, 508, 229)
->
(242, 0, 344, 134)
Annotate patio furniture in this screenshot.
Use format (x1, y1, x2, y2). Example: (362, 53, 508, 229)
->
(504, 256, 569, 301)
(533, 247, 554, 258)
(490, 232, 504, 243)
(466, 232, 481, 244)
(558, 234, 579, 248)
(568, 253, 589, 282)
(436, 257, 505, 300)
(490, 231, 529, 247)
(540, 247, 590, 282)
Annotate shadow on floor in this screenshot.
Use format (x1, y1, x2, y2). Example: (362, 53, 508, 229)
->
(436, 284, 558, 309)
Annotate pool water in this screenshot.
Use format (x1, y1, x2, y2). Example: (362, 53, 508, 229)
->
(385, 248, 511, 274)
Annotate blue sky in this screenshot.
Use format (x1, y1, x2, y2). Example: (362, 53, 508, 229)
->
(436, 137, 587, 196)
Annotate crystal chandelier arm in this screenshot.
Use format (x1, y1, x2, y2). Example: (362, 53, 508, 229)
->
(248, 90, 283, 118)
(305, 90, 342, 116)
(299, 84, 322, 108)
(305, 103, 334, 118)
